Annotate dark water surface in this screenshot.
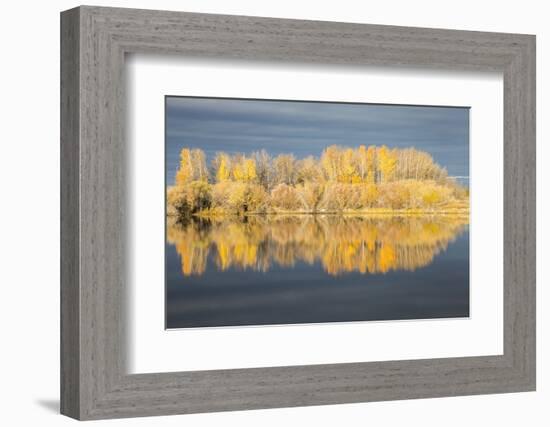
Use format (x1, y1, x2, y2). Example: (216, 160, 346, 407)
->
(166, 215, 469, 328)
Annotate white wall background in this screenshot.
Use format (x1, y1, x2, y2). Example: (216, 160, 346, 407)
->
(0, 0, 546, 425)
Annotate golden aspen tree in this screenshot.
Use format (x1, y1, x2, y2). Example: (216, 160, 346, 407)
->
(175, 148, 193, 186)
(191, 149, 208, 182)
(243, 158, 257, 182)
(296, 156, 321, 184)
(273, 154, 296, 185)
(232, 156, 257, 182)
(341, 148, 360, 183)
(216, 153, 231, 182)
(231, 155, 245, 181)
(366, 145, 377, 184)
(378, 145, 397, 183)
(356, 145, 369, 182)
(321, 145, 340, 182)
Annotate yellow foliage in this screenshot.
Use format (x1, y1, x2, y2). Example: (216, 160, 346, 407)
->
(232, 157, 257, 182)
(270, 183, 303, 211)
(340, 148, 360, 183)
(378, 145, 397, 182)
(366, 145, 377, 184)
(175, 148, 193, 186)
(321, 145, 340, 181)
(359, 183, 378, 208)
(169, 146, 468, 217)
(216, 154, 231, 182)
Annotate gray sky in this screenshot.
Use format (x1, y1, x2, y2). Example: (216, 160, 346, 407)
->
(166, 96, 469, 185)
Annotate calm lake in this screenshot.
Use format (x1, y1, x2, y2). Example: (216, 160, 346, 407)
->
(165, 215, 469, 329)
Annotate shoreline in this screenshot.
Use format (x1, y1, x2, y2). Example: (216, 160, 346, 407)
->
(178, 208, 470, 219)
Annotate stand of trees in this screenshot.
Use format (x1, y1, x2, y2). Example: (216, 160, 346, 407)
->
(167, 145, 468, 218)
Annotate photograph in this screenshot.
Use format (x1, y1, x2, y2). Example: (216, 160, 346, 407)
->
(165, 97, 470, 328)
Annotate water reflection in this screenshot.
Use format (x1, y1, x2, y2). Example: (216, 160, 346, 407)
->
(166, 215, 468, 277)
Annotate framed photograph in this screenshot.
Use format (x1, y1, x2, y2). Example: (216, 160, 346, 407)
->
(61, 6, 536, 420)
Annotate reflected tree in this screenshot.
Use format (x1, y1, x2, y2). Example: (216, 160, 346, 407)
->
(167, 215, 468, 277)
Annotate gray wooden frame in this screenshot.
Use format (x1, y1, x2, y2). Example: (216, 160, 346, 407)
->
(60, 5, 536, 420)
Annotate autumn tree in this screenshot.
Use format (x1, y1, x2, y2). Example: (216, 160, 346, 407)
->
(270, 183, 302, 210)
(336, 148, 356, 183)
(175, 148, 209, 185)
(320, 145, 341, 182)
(191, 149, 208, 182)
(232, 155, 257, 183)
(175, 148, 193, 186)
(395, 148, 447, 182)
(253, 150, 272, 189)
(378, 145, 397, 183)
(366, 145, 377, 184)
(295, 182, 324, 211)
(355, 145, 369, 182)
(227, 182, 267, 213)
(296, 156, 323, 184)
(273, 154, 297, 185)
(167, 181, 212, 216)
(213, 152, 231, 182)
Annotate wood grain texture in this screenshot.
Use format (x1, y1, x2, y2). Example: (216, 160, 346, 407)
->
(60, 5, 536, 420)
(60, 7, 80, 419)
